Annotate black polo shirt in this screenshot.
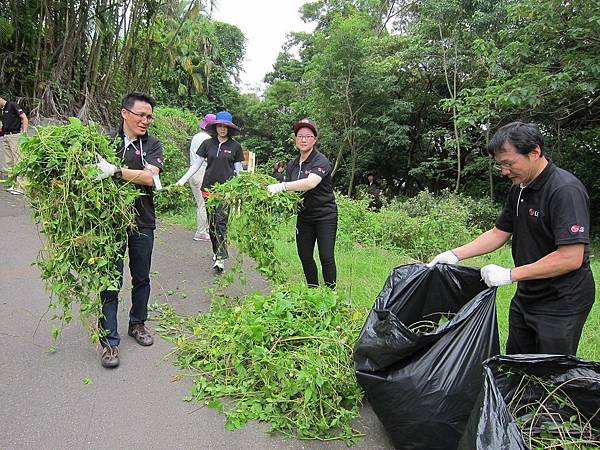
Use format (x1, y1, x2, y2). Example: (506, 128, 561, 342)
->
(286, 149, 337, 221)
(113, 131, 164, 229)
(496, 162, 595, 314)
(197, 137, 244, 190)
(1, 101, 24, 133)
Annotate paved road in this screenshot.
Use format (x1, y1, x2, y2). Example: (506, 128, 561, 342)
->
(0, 189, 393, 450)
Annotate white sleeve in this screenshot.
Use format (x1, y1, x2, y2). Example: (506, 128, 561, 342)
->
(177, 157, 205, 185)
(234, 161, 243, 175)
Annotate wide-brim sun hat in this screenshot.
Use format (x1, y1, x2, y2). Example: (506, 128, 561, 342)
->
(206, 111, 240, 136)
(293, 117, 318, 136)
(199, 113, 216, 129)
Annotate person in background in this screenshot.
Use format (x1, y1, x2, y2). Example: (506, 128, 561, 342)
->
(267, 118, 338, 288)
(428, 121, 595, 356)
(92, 92, 164, 368)
(272, 161, 286, 182)
(365, 172, 382, 210)
(0, 96, 29, 194)
(188, 113, 216, 242)
(176, 111, 244, 273)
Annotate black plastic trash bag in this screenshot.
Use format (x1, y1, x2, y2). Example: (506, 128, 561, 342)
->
(459, 354, 600, 450)
(354, 263, 500, 450)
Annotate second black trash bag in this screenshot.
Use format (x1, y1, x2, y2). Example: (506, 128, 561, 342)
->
(354, 263, 500, 450)
(458, 354, 600, 450)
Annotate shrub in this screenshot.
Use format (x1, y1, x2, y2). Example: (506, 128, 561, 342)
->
(149, 107, 199, 213)
(334, 190, 494, 262)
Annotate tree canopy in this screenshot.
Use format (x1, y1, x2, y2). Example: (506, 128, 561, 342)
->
(2, 0, 599, 222)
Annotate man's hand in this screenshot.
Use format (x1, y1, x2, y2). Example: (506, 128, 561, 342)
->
(93, 155, 116, 180)
(267, 183, 286, 194)
(481, 264, 512, 287)
(427, 250, 459, 267)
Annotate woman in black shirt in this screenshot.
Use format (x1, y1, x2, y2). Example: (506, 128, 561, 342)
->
(267, 118, 338, 287)
(176, 111, 244, 273)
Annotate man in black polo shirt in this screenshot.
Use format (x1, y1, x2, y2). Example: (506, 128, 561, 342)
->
(428, 122, 594, 355)
(92, 92, 164, 368)
(0, 96, 29, 194)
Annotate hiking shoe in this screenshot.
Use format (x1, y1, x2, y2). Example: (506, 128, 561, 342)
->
(128, 323, 153, 346)
(213, 259, 225, 274)
(101, 346, 120, 368)
(193, 232, 210, 242)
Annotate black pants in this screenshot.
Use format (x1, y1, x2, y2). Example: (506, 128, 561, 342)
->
(100, 228, 154, 347)
(209, 204, 229, 260)
(296, 216, 337, 288)
(506, 297, 593, 355)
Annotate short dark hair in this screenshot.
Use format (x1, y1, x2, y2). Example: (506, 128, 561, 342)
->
(487, 122, 544, 156)
(121, 92, 155, 110)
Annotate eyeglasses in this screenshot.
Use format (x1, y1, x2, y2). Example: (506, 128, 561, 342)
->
(494, 160, 518, 171)
(124, 108, 154, 122)
(296, 135, 315, 141)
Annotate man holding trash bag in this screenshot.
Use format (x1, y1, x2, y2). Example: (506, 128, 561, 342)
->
(428, 121, 594, 356)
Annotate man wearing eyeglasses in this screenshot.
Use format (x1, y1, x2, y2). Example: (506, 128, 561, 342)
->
(428, 122, 594, 356)
(93, 92, 164, 368)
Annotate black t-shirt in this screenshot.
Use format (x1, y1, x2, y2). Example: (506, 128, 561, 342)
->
(495, 162, 595, 314)
(286, 150, 337, 221)
(197, 137, 244, 190)
(113, 131, 164, 229)
(1, 101, 24, 133)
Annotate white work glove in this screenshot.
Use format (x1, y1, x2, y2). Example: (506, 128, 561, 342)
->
(92, 155, 116, 180)
(267, 182, 287, 194)
(481, 264, 513, 287)
(427, 250, 459, 267)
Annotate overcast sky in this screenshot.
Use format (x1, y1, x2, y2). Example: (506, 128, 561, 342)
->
(212, 0, 315, 93)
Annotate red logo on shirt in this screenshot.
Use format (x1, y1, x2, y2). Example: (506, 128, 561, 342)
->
(135, 150, 140, 155)
(528, 208, 539, 217)
(570, 224, 585, 233)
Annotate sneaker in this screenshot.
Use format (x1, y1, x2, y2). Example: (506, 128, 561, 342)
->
(193, 232, 210, 242)
(128, 323, 154, 346)
(101, 346, 120, 368)
(6, 186, 16, 193)
(9, 188, 24, 195)
(213, 259, 225, 274)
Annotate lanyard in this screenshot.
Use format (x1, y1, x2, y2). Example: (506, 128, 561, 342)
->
(122, 138, 147, 167)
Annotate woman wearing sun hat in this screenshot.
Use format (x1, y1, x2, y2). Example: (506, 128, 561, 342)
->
(267, 118, 338, 288)
(176, 110, 244, 273)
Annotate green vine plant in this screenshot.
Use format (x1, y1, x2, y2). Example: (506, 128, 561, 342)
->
(153, 285, 365, 444)
(11, 118, 141, 346)
(205, 172, 300, 284)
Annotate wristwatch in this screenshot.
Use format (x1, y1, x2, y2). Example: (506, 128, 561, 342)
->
(113, 167, 123, 179)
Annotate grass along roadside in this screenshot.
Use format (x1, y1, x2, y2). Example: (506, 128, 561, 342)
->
(161, 205, 599, 361)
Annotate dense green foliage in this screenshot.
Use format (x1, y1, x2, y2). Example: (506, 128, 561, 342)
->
(149, 107, 199, 213)
(12, 119, 141, 343)
(235, 0, 600, 223)
(336, 189, 499, 261)
(206, 172, 300, 282)
(4, 0, 598, 221)
(155, 286, 364, 444)
(0, 1, 244, 123)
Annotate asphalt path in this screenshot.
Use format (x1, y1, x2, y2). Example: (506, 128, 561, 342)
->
(0, 188, 393, 450)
